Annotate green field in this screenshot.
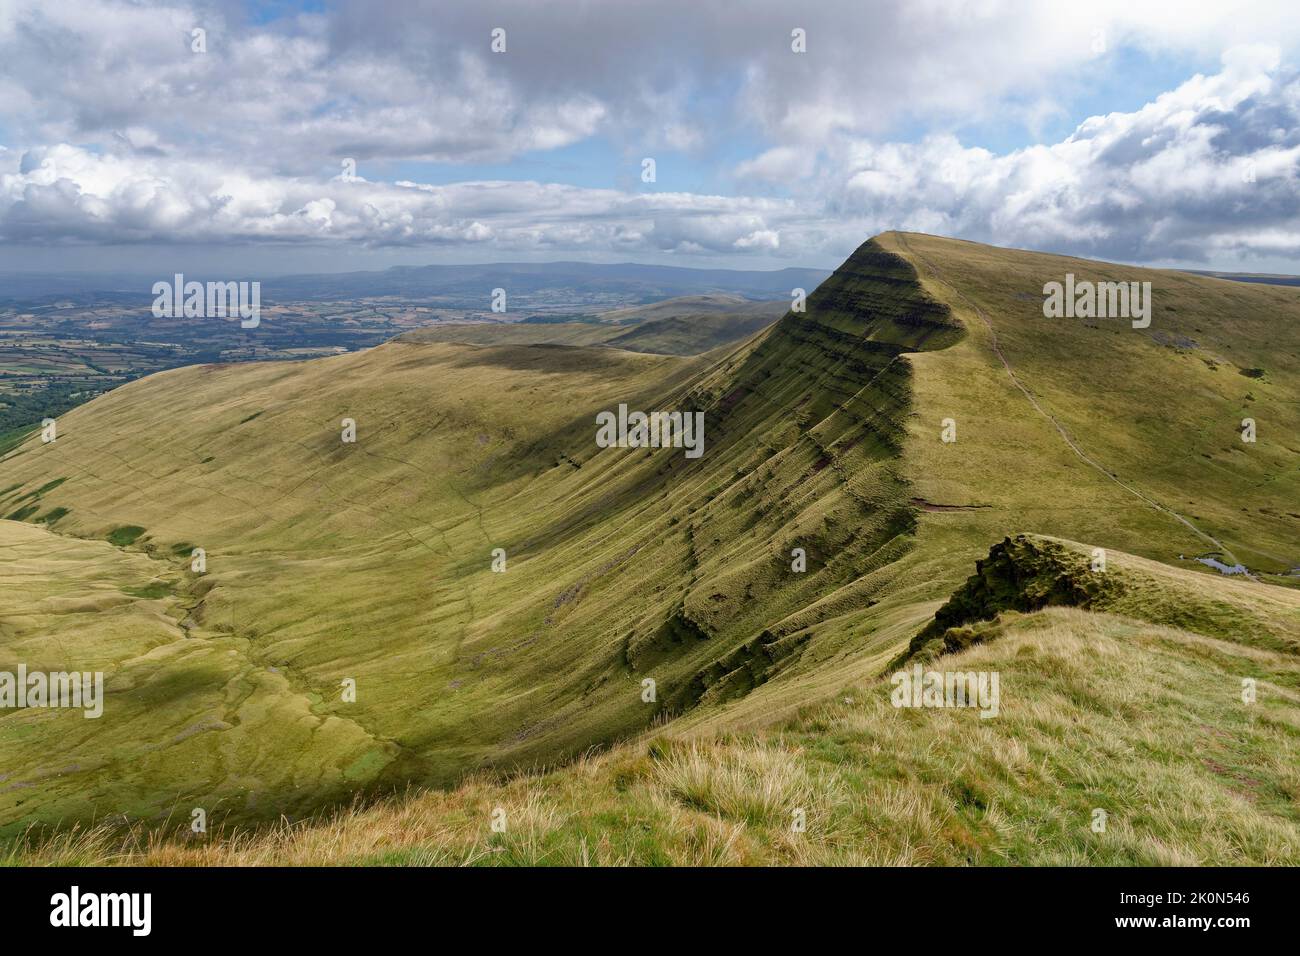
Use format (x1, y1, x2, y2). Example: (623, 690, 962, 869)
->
(2, 232, 1297, 864)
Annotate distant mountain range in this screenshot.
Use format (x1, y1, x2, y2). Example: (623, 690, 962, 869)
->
(1188, 270, 1300, 287)
(0, 261, 833, 306)
(7, 261, 1300, 309)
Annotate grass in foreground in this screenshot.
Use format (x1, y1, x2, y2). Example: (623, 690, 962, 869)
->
(9, 607, 1297, 866)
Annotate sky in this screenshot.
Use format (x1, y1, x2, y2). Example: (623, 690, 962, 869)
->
(0, 0, 1298, 274)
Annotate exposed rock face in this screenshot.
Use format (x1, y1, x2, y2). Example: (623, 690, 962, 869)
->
(895, 535, 1123, 666)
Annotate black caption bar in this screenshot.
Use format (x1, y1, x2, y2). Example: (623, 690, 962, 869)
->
(0, 866, 1283, 942)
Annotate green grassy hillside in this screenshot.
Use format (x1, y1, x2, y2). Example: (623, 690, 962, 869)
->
(402, 294, 787, 356)
(886, 231, 1300, 584)
(13, 543, 1300, 865)
(596, 293, 788, 325)
(1, 233, 1297, 851)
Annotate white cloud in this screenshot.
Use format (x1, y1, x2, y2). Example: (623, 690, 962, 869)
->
(735, 147, 816, 183)
(733, 229, 780, 251)
(813, 48, 1300, 262)
(3, 49, 1298, 267)
(0, 3, 1298, 268)
(6, 0, 1300, 171)
(0, 145, 801, 254)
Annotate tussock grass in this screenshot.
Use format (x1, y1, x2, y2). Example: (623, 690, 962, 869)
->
(9, 607, 1297, 866)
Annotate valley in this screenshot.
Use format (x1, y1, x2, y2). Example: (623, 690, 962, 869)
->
(0, 285, 792, 443)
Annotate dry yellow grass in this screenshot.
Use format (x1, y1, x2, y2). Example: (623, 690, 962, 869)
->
(8, 606, 1296, 867)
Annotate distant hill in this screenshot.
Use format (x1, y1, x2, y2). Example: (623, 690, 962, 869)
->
(1188, 270, 1300, 287)
(601, 310, 781, 355)
(403, 295, 789, 356)
(0, 262, 831, 308)
(267, 261, 828, 303)
(595, 293, 790, 324)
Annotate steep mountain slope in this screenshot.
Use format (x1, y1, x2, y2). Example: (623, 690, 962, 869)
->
(885, 231, 1299, 582)
(17, 542, 1300, 866)
(1, 233, 1297, 838)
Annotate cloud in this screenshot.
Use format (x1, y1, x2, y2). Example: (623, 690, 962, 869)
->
(735, 147, 817, 183)
(0, 0, 606, 169)
(0, 3, 1298, 268)
(734, 229, 780, 251)
(6, 0, 1300, 171)
(814, 46, 1300, 263)
(0, 144, 802, 255)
